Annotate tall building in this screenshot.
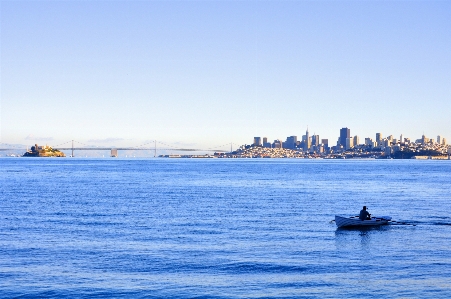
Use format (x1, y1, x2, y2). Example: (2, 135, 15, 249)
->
(376, 133, 383, 147)
(346, 137, 354, 150)
(263, 137, 271, 148)
(284, 136, 297, 149)
(340, 128, 350, 147)
(365, 138, 374, 147)
(304, 127, 311, 151)
(421, 134, 429, 144)
(400, 134, 404, 143)
(253, 137, 261, 146)
(321, 139, 329, 148)
(376, 133, 382, 142)
(353, 135, 359, 147)
(437, 135, 443, 145)
(312, 134, 320, 147)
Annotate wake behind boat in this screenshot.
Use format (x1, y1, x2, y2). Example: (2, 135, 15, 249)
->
(335, 215, 392, 228)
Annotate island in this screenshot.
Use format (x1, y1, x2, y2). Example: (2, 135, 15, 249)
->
(23, 144, 66, 157)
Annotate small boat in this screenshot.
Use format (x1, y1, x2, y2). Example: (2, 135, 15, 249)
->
(335, 215, 392, 228)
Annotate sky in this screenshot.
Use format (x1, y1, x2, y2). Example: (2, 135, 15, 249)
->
(1, 0, 450, 151)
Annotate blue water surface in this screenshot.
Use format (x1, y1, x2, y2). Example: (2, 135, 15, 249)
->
(1, 158, 451, 298)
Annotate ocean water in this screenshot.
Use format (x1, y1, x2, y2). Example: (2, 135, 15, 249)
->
(1, 158, 451, 298)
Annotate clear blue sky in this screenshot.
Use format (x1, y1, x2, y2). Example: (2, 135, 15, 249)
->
(1, 0, 450, 149)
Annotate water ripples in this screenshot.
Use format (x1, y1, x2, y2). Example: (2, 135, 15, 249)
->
(1, 159, 451, 298)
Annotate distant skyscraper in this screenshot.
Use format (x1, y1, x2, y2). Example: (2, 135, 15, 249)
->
(321, 139, 329, 148)
(376, 133, 382, 142)
(253, 137, 261, 146)
(421, 134, 428, 144)
(312, 134, 320, 146)
(400, 134, 404, 143)
(263, 137, 268, 144)
(340, 128, 350, 147)
(284, 136, 297, 149)
(346, 137, 354, 150)
(304, 127, 311, 151)
(437, 135, 442, 144)
(376, 133, 382, 147)
(353, 135, 359, 146)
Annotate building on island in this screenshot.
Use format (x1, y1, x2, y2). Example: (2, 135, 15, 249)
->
(23, 144, 65, 157)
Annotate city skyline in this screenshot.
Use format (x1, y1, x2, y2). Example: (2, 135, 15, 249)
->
(1, 1, 450, 147)
(252, 127, 448, 150)
(1, 126, 449, 158)
(0, 127, 448, 152)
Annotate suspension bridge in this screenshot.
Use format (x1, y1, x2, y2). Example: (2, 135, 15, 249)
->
(0, 140, 240, 157)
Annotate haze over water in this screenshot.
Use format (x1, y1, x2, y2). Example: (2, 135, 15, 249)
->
(1, 158, 451, 298)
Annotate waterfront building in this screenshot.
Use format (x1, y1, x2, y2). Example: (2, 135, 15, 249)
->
(321, 139, 328, 148)
(340, 128, 350, 147)
(400, 134, 404, 144)
(111, 149, 118, 157)
(263, 137, 268, 144)
(385, 146, 392, 156)
(437, 135, 443, 145)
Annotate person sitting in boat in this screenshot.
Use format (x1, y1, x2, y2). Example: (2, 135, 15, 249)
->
(359, 206, 372, 221)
